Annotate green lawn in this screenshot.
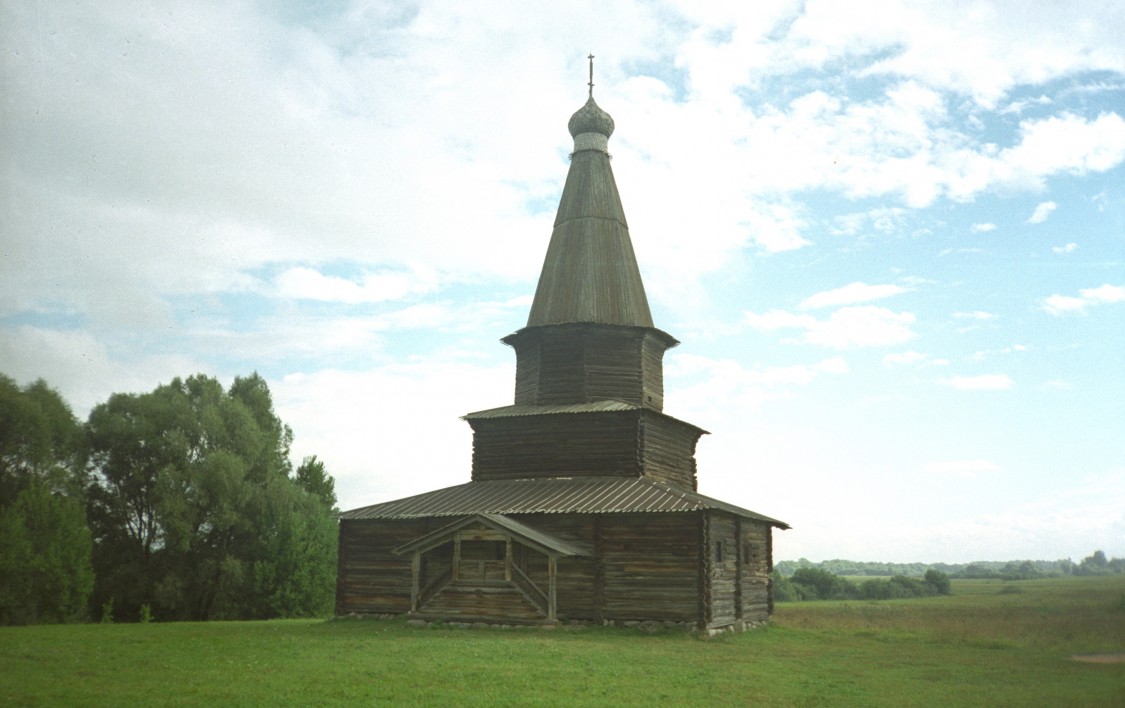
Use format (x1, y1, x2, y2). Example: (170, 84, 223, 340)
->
(2, 576, 1122, 706)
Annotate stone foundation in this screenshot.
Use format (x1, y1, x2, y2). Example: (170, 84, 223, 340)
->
(336, 612, 771, 635)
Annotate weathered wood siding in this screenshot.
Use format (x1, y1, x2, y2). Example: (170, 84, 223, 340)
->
(739, 520, 773, 621)
(598, 513, 702, 623)
(337, 512, 770, 626)
(336, 518, 429, 615)
(637, 413, 701, 490)
(639, 333, 668, 410)
(704, 512, 740, 627)
(470, 412, 640, 481)
(505, 324, 673, 411)
(470, 410, 701, 488)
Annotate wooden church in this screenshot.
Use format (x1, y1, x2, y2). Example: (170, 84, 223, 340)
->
(336, 80, 788, 630)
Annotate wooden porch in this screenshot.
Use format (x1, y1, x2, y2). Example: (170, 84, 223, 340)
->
(393, 514, 588, 623)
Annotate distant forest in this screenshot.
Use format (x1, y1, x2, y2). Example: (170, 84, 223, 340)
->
(774, 550, 1123, 580)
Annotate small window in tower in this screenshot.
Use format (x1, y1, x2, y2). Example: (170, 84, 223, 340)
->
(715, 541, 724, 563)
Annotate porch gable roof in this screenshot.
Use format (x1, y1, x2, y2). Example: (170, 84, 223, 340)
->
(392, 513, 592, 558)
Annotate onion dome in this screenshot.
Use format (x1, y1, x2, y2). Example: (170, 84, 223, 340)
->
(568, 96, 615, 138)
(568, 96, 614, 153)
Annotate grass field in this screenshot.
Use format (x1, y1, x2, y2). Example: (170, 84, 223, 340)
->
(2, 576, 1122, 706)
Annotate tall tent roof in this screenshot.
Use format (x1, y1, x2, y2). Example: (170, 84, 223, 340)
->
(525, 95, 654, 328)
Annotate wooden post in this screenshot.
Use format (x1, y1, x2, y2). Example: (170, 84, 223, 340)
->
(505, 537, 512, 581)
(452, 534, 461, 581)
(410, 551, 421, 613)
(734, 516, 743, 620)
(593, 516, 605, 623)
(548, 555, 558, 621)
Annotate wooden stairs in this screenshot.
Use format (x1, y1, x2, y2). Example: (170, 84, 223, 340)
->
(416, 580, 547, 623)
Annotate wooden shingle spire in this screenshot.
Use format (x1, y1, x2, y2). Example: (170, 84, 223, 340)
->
(525, 69, 654, 328)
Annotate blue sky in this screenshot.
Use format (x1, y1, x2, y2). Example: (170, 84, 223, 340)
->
(2, 1, 1123, 563)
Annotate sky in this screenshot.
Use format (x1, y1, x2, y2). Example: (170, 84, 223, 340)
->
(2, 1, 1123, 564)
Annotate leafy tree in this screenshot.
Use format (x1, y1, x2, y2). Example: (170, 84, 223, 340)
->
(924, 569, 951, 595)
(0, 482, 94, 624)
(86, 373, 337, 621)
(295, 455, 337, 511)
(0, 375, 93, 624)
(1075, 550, 1119, 576)
(1, 375, 86, 498)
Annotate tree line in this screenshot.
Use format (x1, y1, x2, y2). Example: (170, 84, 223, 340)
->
(0, 373, 338, 625)
(774, 551, 1124, 580)
(774, 568, 953, 602)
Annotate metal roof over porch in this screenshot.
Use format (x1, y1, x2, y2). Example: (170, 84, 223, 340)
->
(392, 513, 592, 558)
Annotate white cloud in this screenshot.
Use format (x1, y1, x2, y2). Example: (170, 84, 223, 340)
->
(1042, 283, 1125, 315)
(953, 310, 997, 321)
(1052, 242, 1078, 254)
(675, 1, 1125, 108)
(1082, 284, 1125, 304)
(1027, 200, 1058, 224)
(800, 282, 908, 309)
(667, 354, 848, 417)
(924, 459, 1001, 479)
(744, 309, 817, 331)
(276, 267, 439, 304)
(747, 305, 916, 350)
(940, 374, 1014, 390)
(274, 360, 514, 510)
(884, 350, 928, 365)
(805, 307, 917, 349)
(883, 350, 948, 367)
(1041, 294, 1088, 315)
(1008, 113, 1125, 178)
(971, 222, 996, 233)
(1001, 95, 1052, 115)
(0, 326, 203, 417)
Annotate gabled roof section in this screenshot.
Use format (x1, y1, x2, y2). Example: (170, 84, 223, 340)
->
(340, 476, 789, 529)
(392, 513, 591, 558)
(526, 97, 654, 328)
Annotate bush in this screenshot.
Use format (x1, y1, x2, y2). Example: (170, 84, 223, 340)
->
(772, 574, 798, 602)
(790, 568, 858, 600)
(925, 569, 951, 595)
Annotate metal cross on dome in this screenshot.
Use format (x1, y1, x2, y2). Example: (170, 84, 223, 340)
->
(588, 53, 595, 98)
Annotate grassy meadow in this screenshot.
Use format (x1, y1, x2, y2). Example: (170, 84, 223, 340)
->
(2, 575, 1122, 706)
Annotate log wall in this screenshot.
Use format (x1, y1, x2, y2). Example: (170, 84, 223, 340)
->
(470, 412, 640, 480)
(597, 513, 702, 623)
(337, 512, 770, 627)
(470, 410, 702, 488)
(637, 413, 701, 490)
(739, 519, 773, 622)
(505, 324, 672, 410)
(336, 518, 431, 615)
(705, 512, 740, 627)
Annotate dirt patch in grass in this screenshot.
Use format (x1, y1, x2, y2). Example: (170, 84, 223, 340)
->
(1070, 653, 1125, 663)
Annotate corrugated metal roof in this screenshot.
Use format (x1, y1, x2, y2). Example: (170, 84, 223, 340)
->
(463, 401, 640, 419)
(393, 513, 592, 558)
(339, 476, 789, 528)
(463, 402, 710, 436)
